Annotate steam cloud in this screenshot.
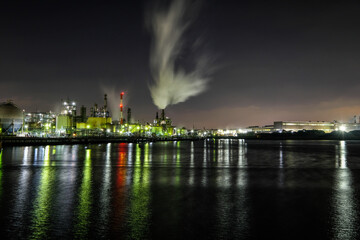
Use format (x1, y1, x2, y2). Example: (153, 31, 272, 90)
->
(148, 0, 209, 109)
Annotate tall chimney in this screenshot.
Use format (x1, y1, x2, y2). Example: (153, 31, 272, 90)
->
(81, 105, 86, 122)
(120, 92, 124, 124)
(104, 94, 108, 112)
(127, 108, 132, 124)
(161, 109, 165, 120)
(94, 103, 98, 116)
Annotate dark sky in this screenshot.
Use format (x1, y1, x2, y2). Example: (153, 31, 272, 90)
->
(1, 0, 360, 128)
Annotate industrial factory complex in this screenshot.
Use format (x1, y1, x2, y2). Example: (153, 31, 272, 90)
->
(1, 94, 360, 139)
(0, 94, 185, 138)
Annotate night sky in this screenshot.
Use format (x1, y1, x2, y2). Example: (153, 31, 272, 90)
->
(1, 0, 360, 129)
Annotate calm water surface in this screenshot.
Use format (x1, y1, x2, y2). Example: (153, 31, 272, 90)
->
(0, 139, 360, 239)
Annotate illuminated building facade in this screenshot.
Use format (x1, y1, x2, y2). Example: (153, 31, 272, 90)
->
(56, 99, 77, 133)
(247, 125, 274, 133)
(274, 121, 335, 133)
(151, 109, 175, 136)
(24, 111, 56, 133)
(273, 121, 360, 133)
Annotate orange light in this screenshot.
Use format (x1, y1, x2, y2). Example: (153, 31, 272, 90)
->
(120, 104, 123, 108)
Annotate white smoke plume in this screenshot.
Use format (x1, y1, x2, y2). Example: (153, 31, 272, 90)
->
(148, 0, 209, 109)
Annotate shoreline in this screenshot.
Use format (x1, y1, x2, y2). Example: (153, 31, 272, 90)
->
(1, 134, 360, 147)
(0, 136, 206, 146)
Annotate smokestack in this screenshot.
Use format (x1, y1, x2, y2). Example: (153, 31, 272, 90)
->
(120, 92, 124, 124)
(81, 105, 86, 122)
(161, 109, 165, 120)
(127, 108, 131, 124)
(104, 94, 108, 112)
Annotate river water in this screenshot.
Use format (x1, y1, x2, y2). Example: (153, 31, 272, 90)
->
(0, 139, 360, 239)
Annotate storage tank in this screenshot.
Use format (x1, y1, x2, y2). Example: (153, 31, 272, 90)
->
(0, 101, 23, 133)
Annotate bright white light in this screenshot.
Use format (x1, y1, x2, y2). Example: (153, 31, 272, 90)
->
(340, 126, 346, 131)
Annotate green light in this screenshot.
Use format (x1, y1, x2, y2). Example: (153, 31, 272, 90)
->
(74, 149, 92, 238)
(136, 144, 141, 164)
(176, 141, 180, 184)
(0, 151, 3, 201)
(30, 147, 55, 239)
(44, 146, 50, 166)
(129, 146, 150, 239)
(144, 143, 149, 163)
(177, 141, 181, 163)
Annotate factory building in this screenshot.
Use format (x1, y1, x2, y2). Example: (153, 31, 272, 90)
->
(151, 109, 175, 136)
(56, 115, 73, 132)
(85, 117, 112, 130)
(0, 101, 23, 134)
(350, 115, 360, 124)
(56, 99, 77, 133)
(76, 95, 113, 135)
(247, 125, 274, 133)
(274, 121, 335, 133)
(24, 111, 56, 134)
(270, 121, 360, 133)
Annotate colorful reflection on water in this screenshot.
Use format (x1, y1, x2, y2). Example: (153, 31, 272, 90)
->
(30, 146, 55, 239)
(128, 144, 151, 239)
(0, 140, 359, 239)
(0, 150, 2, 201)
(74, 148, 92, 238)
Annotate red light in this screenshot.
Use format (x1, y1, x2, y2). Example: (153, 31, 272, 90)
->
(121, 92, 124, 96)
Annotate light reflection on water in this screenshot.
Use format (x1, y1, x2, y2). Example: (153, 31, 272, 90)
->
(30, 146, 55, 239)
(332, 141, 358, 240)
(98, 143, 111, 236)
(129, 143, 151, 240)
(0, 151, 2, 201)
(74, 148, 92, 238)
(0, 140, 359, 239)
